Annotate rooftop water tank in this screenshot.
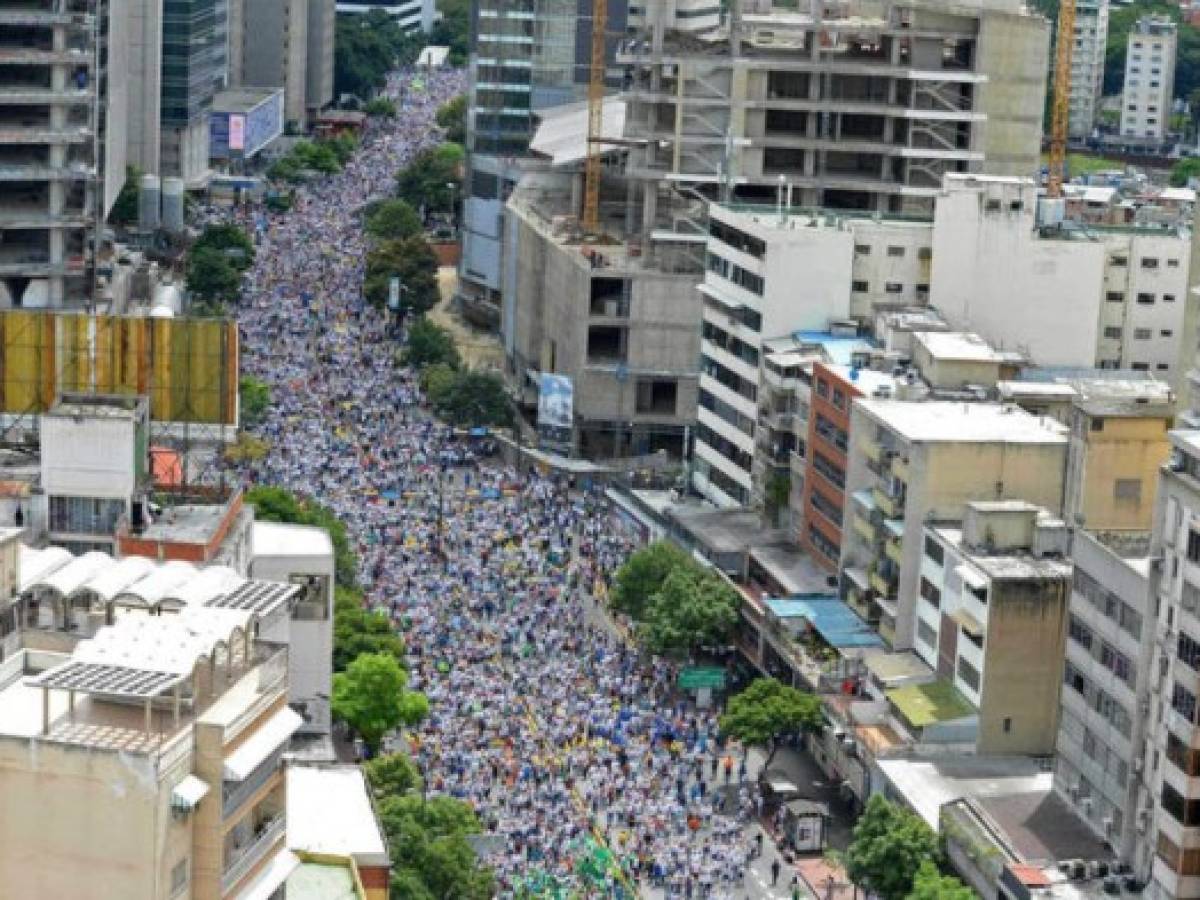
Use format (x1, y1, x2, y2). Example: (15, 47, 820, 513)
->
(139, 174, 161, 231)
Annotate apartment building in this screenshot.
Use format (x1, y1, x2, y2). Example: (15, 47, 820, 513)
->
(931, 175, 1191, 385)
(1053, 529, 1153, 864)
(914, 501, 1071, 755)
(800, 363, 901, 572)
(227, 0, 334, 131)
(1063, 393, 1173, 531)
(618, 0, 1050, 217)
(0, 0, 129, 309)
(161, 0, 228, 185)
(1067, 0, 1109, 140)
(840, 401, 1067, 649)
(1120, 16, 1177, 144)
(0, 602, 300, 899)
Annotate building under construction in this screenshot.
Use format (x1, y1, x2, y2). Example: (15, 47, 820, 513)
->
(501, 0, 1051, 460)
(0, 0, 129, 310)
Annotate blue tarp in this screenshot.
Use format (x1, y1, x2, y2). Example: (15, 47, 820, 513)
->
(765, 594, 885, 649)
(792, 330, 876, 367)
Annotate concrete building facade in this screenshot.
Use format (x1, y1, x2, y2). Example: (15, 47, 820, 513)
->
(335, 0, 436, 31)
(840, 400, 1068, 649)
(1067, 0, 1109, 140)
(1053, 529, 1153, 865)
(0, 0, 129, 309)
(1120, 16, 1176, 144)
(618, 0, 1050, 217)
(916, 502, 1071, 756)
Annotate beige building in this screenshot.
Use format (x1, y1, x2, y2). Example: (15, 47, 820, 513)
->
(912, 501, 1071, 756)
(840, 401, 1068, 649)
(1063, 394, 1173, 531)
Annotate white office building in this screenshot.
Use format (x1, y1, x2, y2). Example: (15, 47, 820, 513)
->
(1120, 16, 1177, 144)
(1068, 0, 1109, 139)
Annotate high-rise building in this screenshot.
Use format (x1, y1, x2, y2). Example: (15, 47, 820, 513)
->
(0, 0, 129, 309)
(161, 0, 228, 186)
(127, 0, 164, 174)
(458, 0, 627, 322)
(227, 0, 334, 131)
(1067, 0, 1109, 140)
(1120, 15, 1176, 145)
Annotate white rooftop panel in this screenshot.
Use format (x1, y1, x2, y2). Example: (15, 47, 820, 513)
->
(37, 551, 114, 596)
(17, 544, 73, 592)
(287, 766, 389, 864)
(78, 555, 157, 601)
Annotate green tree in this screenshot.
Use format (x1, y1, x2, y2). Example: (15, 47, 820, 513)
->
(332, 653, 429, 754)
(366, 198, 424, 241)
(1171, 156, 1200, 186)
(194, 223, 255, 270)
(396, 143, 465, 213)
(420, 362, 457, 401)
(431, 0, 470, 64)
(404, 317, 462, 369)
(436, 95, 467, 144)
(640, 567, 740, 658)
(186, 246, 240, 309)
(365, 97, 398, 118)
(378, 795, 494, 900)
(364, 236, 440, 313)
(719, 677, 823, 768)
(845, 795, 941, 900)
(334, 8, 425, 99)
(365, 752, 423, 799)
(764, 473, 790, 524)
(426, 370, 513, 427)
(108, 166, 142, 226)
(293, 139, 342, 174)
(904, 861, 975, 900)
(334, 587, 407, 671)
(612, 540, 692, 620)
(239, 375, 271, 427)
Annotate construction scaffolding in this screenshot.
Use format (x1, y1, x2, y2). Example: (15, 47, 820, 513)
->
(0, 310, 238, 451)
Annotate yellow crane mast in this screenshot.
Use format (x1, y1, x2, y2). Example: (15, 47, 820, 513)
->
(1047, 0, 1077, 199)
(582, 0, 608, 233)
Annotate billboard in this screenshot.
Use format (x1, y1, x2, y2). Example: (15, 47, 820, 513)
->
(0, 311, 239, 426)
(228, 114, 246, 151)
(537, 374, 573, 429)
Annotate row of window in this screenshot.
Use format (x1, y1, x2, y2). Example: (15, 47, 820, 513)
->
(701, 354, 757, 403)
(709, 219, 766, 259)
(702, 320, 759, 368)
(699, 388, 756, 439)
(707, 252, 764, 295)
(1101, 325, 1174, 341)
(1104, 291, 1176, 304)
(1072, 568, 1144, 641)
(853, 244, 932, 260)
(697, 457, 750, 505)
(696, 422, 754, 476)
(813, 412, 848, 454)
(811, 450, 846, 491)
(1109, 255, 1179, 269)
(702, 293, 762, 332)
(1067, 613, 1135, 687)
(1064, 660, 1133, 737)
(809, 487, 844, 527)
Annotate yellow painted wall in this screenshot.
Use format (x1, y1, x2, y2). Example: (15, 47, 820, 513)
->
(1075, 415, 1170, 531)
(0, 311, 237, 425)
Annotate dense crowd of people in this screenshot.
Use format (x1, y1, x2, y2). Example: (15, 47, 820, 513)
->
(225, 69, 773, 898)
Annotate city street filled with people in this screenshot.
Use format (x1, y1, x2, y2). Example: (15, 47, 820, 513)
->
(224, 69, 791, 898)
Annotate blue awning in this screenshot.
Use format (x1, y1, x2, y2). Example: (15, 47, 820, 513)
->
(765, 594, 885, 649)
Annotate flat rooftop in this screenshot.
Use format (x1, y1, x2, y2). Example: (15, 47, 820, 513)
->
(978, 790, 1111, 863)
(212, 87, 282, 113)
(140, 503, 230, 544)
(913, 331, 1014, 364)
(858, 401, 1069, 444)
(792, 330, 876, 367)
(876, 755, 1053, 831)
(252, 521, 334, 560)
(933, 525, 1073, 581)
(887, 679, 975, 728)
(288, 766, 389, 866)
(825, 363, 900, 397)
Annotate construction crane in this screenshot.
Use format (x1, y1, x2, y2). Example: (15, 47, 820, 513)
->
(1047, 0, 1078, 198)
(582, 0, 608, 233)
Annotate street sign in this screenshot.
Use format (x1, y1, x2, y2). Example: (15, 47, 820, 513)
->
(678, 666, 726, 690)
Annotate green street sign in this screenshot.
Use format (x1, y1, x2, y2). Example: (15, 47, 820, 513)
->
(678, 667, 726, 690)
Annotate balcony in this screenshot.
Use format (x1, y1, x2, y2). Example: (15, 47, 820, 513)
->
(861, 440, 882, 464)
(869, 569, 893, 597)
(854, 514, 876, 543)
(886, 538, 903, 565)
(222, 815, 286, 894)
(873, 486, 899, 519)
(891, 455, 909, 481)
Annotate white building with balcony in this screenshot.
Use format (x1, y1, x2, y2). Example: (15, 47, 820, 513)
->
(1120, 16, 1177, 144)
